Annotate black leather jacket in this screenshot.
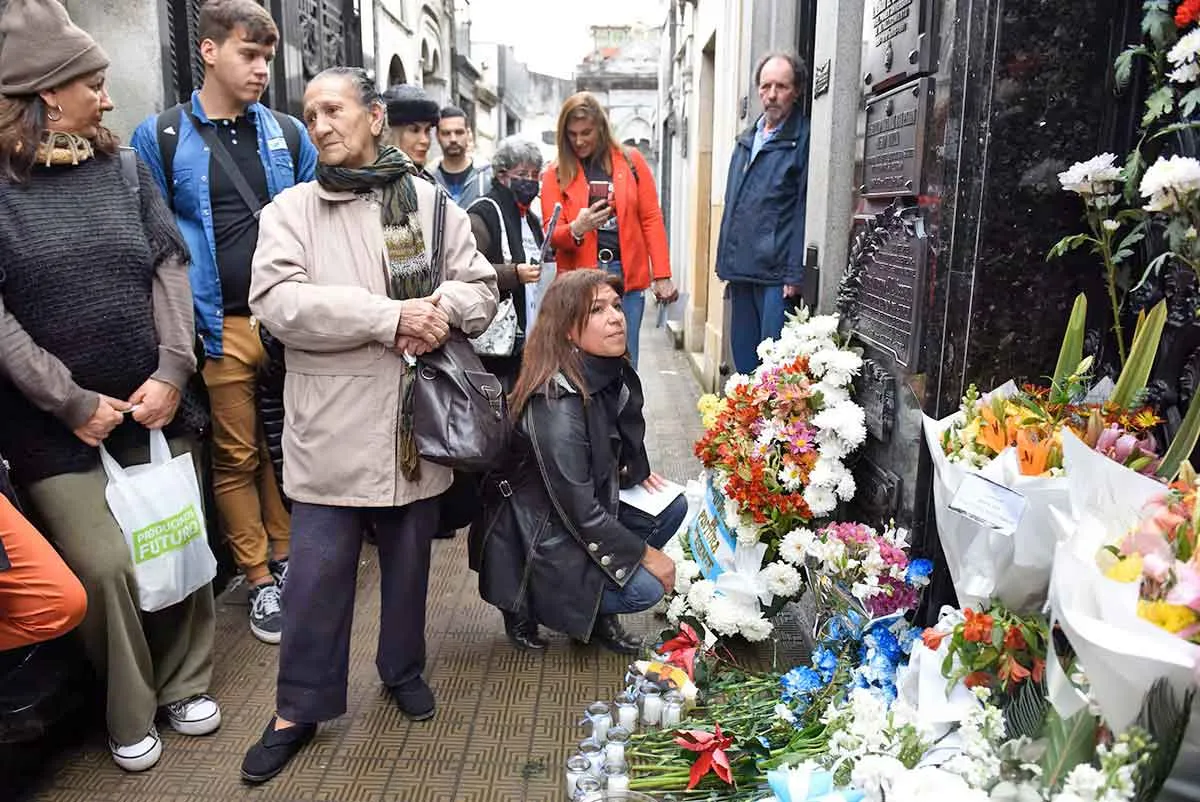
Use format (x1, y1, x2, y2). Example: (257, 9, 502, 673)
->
(469, 368, 651, 640)
(258, 326, 287, 501)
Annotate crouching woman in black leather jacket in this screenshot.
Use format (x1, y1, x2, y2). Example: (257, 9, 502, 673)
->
(469, 269, 687, 654)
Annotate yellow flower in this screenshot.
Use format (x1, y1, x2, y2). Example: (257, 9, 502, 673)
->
(1138, 600, 1198, 634)
(1105, 554, 1144, 583)
(698, 394, 725, 430)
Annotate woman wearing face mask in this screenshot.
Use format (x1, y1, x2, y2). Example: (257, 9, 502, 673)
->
(466, 136, 545, 388)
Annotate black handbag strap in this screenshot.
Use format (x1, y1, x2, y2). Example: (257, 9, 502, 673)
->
(185, 110, 265, 220)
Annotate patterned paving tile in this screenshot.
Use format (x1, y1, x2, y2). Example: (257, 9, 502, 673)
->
(20, 321, 803, 802)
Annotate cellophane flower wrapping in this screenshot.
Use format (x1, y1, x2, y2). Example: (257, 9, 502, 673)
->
(923, 383, 1070, 612)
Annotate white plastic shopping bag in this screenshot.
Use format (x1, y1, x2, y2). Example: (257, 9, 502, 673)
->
(99, 430, 216, 612)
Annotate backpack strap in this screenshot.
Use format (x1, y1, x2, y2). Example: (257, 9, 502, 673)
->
(268, 109, 303, 181)
(466, 197, 511, 263)
(431, 188, 448, 282)
(155, 102, 187, 210)
(118, 147, 140, 197)
(620, 146, 639, 185)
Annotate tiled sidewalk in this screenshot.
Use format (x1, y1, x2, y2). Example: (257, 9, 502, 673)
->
(22, 314, 721, 802)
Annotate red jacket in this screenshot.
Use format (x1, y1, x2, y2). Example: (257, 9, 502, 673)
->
(540, 146, 671, 292)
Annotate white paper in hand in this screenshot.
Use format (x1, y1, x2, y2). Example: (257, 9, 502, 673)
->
(619, 479, 685, 516)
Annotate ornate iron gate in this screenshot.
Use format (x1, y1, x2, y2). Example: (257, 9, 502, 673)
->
(164, 0, 363, 115)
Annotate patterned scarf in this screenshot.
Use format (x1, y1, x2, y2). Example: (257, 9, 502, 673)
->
(35, 131, 94, 166)
(317, 145, 435, 480)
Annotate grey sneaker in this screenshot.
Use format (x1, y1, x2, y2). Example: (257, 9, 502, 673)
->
(248, 582, 282, 644)
(269, 558, 289, 592)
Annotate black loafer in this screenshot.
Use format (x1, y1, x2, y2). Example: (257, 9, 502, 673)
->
(591, 614, 643, 655)
(240, 717, 317, 784)
(389, 678, 436, 721)
(502, 610, 548, 651)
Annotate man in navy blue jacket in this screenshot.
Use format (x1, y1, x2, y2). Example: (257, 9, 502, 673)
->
(132, 0, 317, 646)
(715, 53, 810, 375)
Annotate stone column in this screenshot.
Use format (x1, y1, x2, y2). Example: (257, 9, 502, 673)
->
(64, 0, 168, 140)
(807, 0, 865, 313)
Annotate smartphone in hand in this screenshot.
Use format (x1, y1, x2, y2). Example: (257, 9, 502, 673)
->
(588, 180, 611, 207)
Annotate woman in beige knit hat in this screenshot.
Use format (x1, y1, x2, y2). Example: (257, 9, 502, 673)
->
(0, 0, 219, 772)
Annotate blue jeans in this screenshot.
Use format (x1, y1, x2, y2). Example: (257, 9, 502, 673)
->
(728, 281, 787, 375)
(602, 261, 646, 368)
(599, 493, 689, 615)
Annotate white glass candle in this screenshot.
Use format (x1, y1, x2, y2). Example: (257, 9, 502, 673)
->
(661, 690, 684, 727)
(615, 692, 639, 732)
(565, 754, 591, 798)
(579, 740, 604, 777)
(604, 739, 624, 765)
(586, 701, 611, 744)
(607, 773, 630, 792)
(640, 687, 663, 726)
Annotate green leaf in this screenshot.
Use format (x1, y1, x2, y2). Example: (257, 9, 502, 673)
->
(1151, 121, 1200, 141)
(1040, 707, 1099, 792)
(1132, 252, 1176, 292)
(1134, 678, 1196, 802)
(1117, 227, 1146, 254)
(1110, 300, 1167, 409)
(1143, 86, 1176, 128)
(1004, 679, 1050, 740)
(1182, 88, 1200, 119)
(1053, 294, 1088, 392)
(1143, 2, 1177, 50)
(1115, 47, 1148, 92)
(1125, 148, 1147, 203)
(1158, 386, 1200, 480)
(1047, 234, 1091, 261)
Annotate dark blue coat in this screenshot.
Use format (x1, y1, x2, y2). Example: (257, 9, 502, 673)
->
(715, 109, 810, 286)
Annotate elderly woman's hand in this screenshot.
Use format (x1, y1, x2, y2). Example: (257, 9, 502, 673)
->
(73, 394, 129, 446)
(397, 291, 450, 350)
(516, 263, 541, 284)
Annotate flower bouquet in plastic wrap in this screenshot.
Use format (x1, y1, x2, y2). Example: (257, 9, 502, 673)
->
(660, 308, 867, 641)
(923, 294, 1166, 612)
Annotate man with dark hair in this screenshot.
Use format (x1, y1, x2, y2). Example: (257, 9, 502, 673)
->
(132, 0, 318, 645)
(434, 105, 490, 206)
(715, 51, 811, 375)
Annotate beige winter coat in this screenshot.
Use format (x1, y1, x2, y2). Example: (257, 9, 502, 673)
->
(249, 177, 498, 508)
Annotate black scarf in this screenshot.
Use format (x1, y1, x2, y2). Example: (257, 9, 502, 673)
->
(579, 354, 650, 489)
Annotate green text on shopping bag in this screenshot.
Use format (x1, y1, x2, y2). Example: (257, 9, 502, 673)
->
(131, 505, 204, 564)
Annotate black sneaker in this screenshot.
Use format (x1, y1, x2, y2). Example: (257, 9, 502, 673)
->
(388, 677, 435, 721)
(248, 582, 282, 645)
(269, 558, 289, 592)
(240, 717, 316, 784)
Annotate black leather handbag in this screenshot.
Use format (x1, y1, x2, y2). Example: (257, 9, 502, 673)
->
(411, 190, 510, 471)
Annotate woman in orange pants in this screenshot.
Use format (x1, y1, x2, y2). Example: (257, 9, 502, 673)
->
(0, 493, 87, 651)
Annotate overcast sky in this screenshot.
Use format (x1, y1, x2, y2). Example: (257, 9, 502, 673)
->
(468, 0, 667, 79)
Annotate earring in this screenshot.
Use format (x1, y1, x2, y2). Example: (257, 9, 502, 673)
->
(45, 103, 63, 122)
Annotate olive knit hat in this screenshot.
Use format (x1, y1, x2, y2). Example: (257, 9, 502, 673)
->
(0, 0, 110, 96)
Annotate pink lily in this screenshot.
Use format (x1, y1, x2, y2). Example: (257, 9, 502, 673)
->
(1167, 562, 1200, 612)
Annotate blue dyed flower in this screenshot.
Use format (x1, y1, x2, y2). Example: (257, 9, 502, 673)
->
(906, 558, 934, 587)
(812, 645, 839, 683)
(868, 625, 902, 663)
(781, 666, 826, 702)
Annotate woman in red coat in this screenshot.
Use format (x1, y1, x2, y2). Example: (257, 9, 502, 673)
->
(540, 92, 675, 367)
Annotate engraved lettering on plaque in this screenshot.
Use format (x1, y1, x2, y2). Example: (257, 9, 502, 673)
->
(864, 0, 934, 93)
(863, 76, 932, 198)
(855, 358, 896, 443)
(853, 457, 902, 523)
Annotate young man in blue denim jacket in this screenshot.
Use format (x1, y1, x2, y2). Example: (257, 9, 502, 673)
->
(132, 0, 317, 645)
(715, 52, 810, 375)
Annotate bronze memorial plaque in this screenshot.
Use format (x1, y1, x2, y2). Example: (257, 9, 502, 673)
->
(839, 201, 928, 369)
(862, 77, 933, 198)
(863, 0, 934, 94)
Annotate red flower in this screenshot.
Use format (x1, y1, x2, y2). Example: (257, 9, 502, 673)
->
(675, 723, 735, 790)
(1178, 0, 1200, 28)
(921, 629, 946, 651)
(1031, 657, 1046, 684)
(660, 623, 702, 680)
(964, 671, 992, 689)
(998, 654, 1032, 687)
(1003, 626, 1026, 651)
(962, 609, 995, 643)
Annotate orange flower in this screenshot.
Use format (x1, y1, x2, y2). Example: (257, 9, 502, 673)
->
(962, 608, 994, 643)
(964, 671, 992, 689)
(977, 406, 1013, 453)
(921, 629, 946, 651)
(1003, 626, 1026, 651)
(998, 654, 1032, 686)
(1031, 657, 1045, 684)
(1016, 427, 1052, 476)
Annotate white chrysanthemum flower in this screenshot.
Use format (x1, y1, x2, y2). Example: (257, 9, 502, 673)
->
(724, 373, 750, 395)
(852, 755, 907, 802)
(661, 534, 685, 562)
(803, 484, 838, 516)
(675, 559, 701, 595)
(1101, 219, 1120, 232)
(797, 315, 840, 340)
(759, 561, 804, 598)
(738, 609, 774, 641)
(778, 462, 803, 491)
(812, 402, 868, 449)
(704, 594, 744, 636)
(736, 522, 761, 547)
(1169, 28, 1200, 68)
(665, 594, 689, 623)
(808, 454, 846, 490)
(812, 380, 850, 406)
(686, 580, 716, 615)
(1171, 62, 1200, 84)
(1057, 153, 1123, 194)
(773, 703, 797, 724)
(1141, 154, 1200, 212)
(835, 470, 856, 500)
(779, 527, 814, 564)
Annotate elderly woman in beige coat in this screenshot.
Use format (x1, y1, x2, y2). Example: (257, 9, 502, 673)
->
(240, 67, 496, 784)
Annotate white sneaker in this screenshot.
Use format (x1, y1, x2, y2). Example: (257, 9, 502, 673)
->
(109, 727, 162, 772)
(164, 694, 222, 736)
